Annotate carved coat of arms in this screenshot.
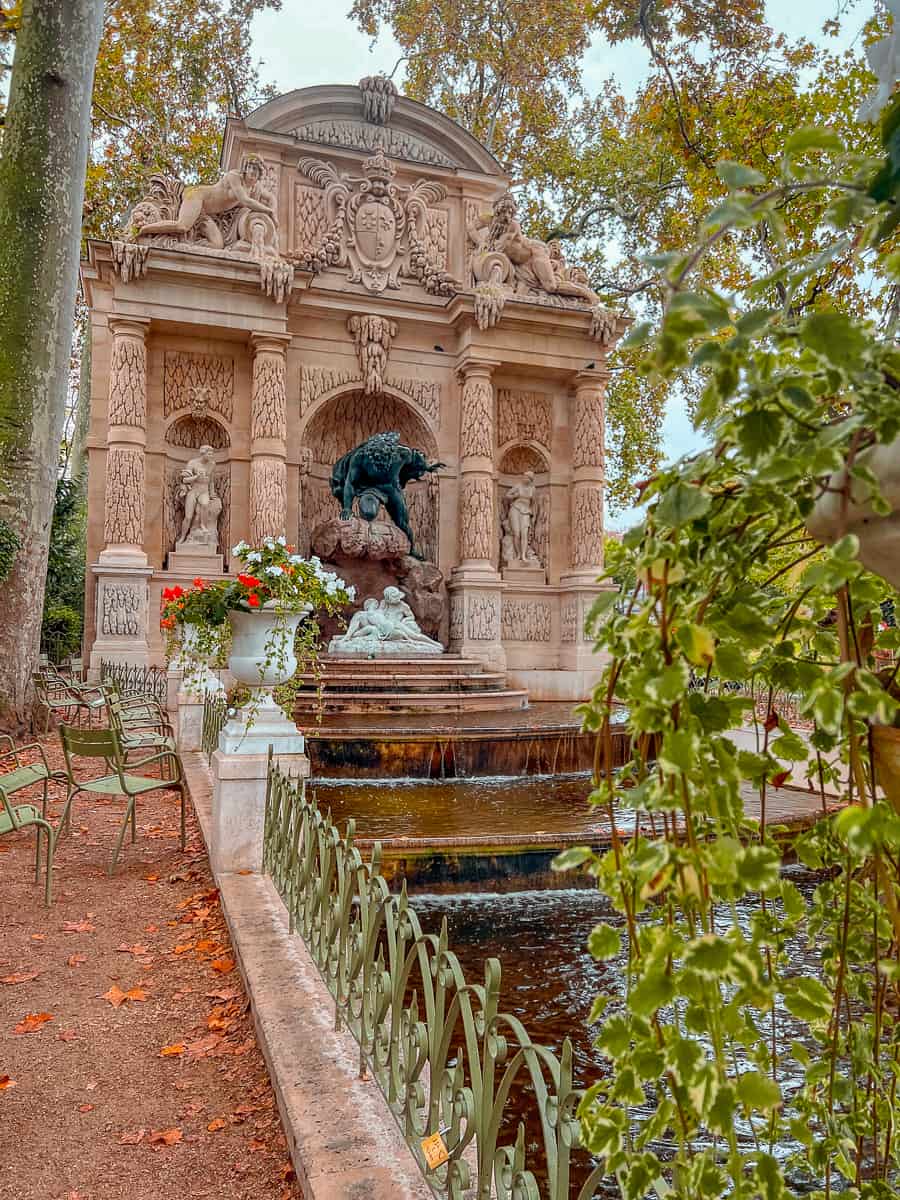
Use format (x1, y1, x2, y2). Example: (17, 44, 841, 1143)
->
(297, 149, 456, 295)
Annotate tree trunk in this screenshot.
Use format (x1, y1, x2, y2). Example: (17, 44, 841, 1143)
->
(0, 0, 104, 729)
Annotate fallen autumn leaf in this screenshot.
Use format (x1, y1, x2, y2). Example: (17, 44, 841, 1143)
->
(14, 1012, 53, 1034)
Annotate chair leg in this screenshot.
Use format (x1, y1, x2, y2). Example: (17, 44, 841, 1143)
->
(34, 825, 41, 883)
(130, 797, 137, 843)
(180, 785, 187, 851)
(44, 826, 54, 906)
(110, 800, 134, 874)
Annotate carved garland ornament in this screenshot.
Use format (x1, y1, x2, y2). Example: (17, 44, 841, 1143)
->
(560, 598, 579, 643)
(300, 363, 441, 424)
(501, 599, 552, 642)
(466, 593, 501, 641)
(347, 314, 397, 395)
(290, 120, 455, 169)
(101, 584, 141, 638)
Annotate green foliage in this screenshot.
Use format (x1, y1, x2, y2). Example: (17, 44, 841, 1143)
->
(44, 476, 85, 614)
(0, 516, 19, 584)
(567, 101, 900, 1197)
(40, 603, 83, 662)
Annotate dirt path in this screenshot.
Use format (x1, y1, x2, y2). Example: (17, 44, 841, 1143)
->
(0, 734, 301, 1200)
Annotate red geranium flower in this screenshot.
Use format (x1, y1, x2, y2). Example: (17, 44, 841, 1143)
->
(247, 593, 261, 608)
(193, 577, 205, 588)
(237, 573, 261, 588)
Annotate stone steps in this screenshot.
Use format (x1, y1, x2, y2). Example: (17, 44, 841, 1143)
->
(293, 670, 508, 693)
(293, 688, 529, 715)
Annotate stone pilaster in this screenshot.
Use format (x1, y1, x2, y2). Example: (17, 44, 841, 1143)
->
(91, 316, 153, 672)
(561, 368, 615, 675)
(449, 356, 505, 669)
(249, 332, 291, 545)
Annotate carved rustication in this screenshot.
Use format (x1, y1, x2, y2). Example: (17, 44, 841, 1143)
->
(251, 353, 287, 441)
(347, 314, 397, 396)
(163, 352, 234, 421)
(291, 120, 455, 168)
(467, 593, 500, 641)
(501, 598, 552, 642)
(250, 458, 287, 544)
(165, 414, 229, 450)
(459, 375, 494, 459)
(298, 475, 335, 556)
(458, 476, 493, 562)
(108, 336, 146, 428)
(101, 584, 141, 638)
(407, 472, 440, 565)
(571, 485, 604, 569)
(104, 448, 145, 546)
(499, 444, 547, 476)
(497, 388, 552, 451)
(302, 391, 437, 466)
(293, 184, 330, 260)
(449, 594, 464, 642)
(388, 376, 441, 424)
(560, 598, 578, 643)
(300, 365, 358, 416)
(572, 384, 605, 469)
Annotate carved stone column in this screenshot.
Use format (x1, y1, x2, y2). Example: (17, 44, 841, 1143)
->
(561, 367, 615, 681)
(249, 332, 290, 545)
(91, 316, 153, 672)
(449, 356, 505, 669)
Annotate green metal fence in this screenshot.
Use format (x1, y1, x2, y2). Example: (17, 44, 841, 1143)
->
(263, 757, 606, 1199)
(99, 660, 168, 706)
(201, 692, 228, 760)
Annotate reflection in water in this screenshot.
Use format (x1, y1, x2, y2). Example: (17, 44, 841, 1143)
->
(411, 873, 824, 1194)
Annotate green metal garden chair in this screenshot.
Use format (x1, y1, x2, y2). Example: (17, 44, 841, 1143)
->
(0, 736, 65, 905)
(105, 692, 175, 763)
(33, 671, 106, 733)
(57, 725, 187, 874)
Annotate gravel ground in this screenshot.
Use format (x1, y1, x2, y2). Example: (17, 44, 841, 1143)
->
(0, 733, 301, 1200)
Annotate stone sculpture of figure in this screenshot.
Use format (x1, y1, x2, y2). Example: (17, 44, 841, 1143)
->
(468, 193, 598, 304)
(329, 587, 444, 656)
(134, 156, 277, 249)
(501, 471, 540, 566)
(329, 431, 444, 559)
(176, 445, 222, 551)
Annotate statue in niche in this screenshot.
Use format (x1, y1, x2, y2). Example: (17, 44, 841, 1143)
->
(176, 445, 222, 552)
(501, 470, 541, 567)
(329, 431, 444, 559)
(329, 587, 444, 656)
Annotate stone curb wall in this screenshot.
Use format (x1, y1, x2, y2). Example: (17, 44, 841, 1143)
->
(182, 751, 433, 1200)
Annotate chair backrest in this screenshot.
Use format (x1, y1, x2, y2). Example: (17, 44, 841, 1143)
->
(0, 783, 22, 830)
(58, 725, 124, 785)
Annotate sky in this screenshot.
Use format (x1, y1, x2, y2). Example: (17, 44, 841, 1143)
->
(247, 1, 874, 529)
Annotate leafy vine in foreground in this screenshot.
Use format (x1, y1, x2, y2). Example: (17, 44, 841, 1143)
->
(562, 116, 900, 1199)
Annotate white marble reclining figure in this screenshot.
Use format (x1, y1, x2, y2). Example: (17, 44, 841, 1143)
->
(329, 586, 444, 657)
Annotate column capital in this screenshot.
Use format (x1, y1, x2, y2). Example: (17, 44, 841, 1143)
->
(107, 315, 150, 341)
(456, 355, 501, 384)
(572, 366, 610, 391)
(249, 331, 291, 355)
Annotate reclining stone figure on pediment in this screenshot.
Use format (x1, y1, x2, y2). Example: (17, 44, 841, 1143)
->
(112, 156, 294, 303)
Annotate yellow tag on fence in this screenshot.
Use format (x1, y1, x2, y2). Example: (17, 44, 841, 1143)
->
(420, 1131, 450, 1170)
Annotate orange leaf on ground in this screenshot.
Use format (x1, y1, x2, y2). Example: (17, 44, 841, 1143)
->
(102, 986, 146, 1008)
(67, 954, 87, 967)
(207, 1117, 227, 1132)
(149, 1128, 182, 1147)
(62, 920, 95, 934)
(194, 940, 221, 953)
(78, 1104, 94, 1113)
(57, 1029, 78, 1042)
(118, 1129, 146, 1145)
(144, 874, 160, 883)
(159, 1044, 185, 1057)
(172, 943, 194, 955)
(0, 971, 41, 985)
(14, 1012, 53, 1034)
(30, 934, 46, 942)
(248, 1138, 266, 1152)
(0, 1076, 16, 1090)
(210, 958, 235, 974)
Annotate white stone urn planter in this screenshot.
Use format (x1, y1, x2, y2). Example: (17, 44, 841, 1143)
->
(218, 601, 310, 755)
(178, 622, 224, 698)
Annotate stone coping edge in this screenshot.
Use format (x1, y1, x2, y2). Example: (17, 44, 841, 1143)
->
(182, 751, 433, 1200)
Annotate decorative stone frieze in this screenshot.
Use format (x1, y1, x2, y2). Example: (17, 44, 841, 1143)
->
(290, 120, 455, 168)
(101, 583, 142, 637)
(501, 598, 551, 642)
(347, 314, 398, 395)
(560, 598, 578, 643)
(466, 593, 501, 641)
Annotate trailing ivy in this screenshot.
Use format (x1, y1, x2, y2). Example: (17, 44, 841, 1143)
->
(563, 108, 900, 1198)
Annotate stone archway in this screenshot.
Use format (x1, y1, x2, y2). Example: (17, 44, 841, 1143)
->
(299, 389, 440, 562)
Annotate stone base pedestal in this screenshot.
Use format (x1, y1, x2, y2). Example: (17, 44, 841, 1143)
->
(175, 690, 204, 752)
(501, 563, 545, 586)
(558, 581, 617, 673)
(89, 553, 154, 672)
(211, 747, 309, 875)
(448, 571, 506, 671)
(167, 549, 224, 575)
(218, 694, 306, 757)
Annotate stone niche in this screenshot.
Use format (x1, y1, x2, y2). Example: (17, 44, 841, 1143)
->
(162, 414, 232, 572)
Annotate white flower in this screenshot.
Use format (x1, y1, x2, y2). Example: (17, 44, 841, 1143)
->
(246, 551, 262, 564)
(310, 556, 321, 567)
(265, 565, 284, 577)
(276, 535, 286, 546)
(231, 541, 248, 556)
(265, 539, 275, 550)
(289, 554, 305, 565)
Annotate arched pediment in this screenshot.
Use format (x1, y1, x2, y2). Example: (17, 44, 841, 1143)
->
(245, 84, 504, 178)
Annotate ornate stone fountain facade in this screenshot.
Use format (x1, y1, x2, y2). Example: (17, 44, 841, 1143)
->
(81, 78, 627, 700)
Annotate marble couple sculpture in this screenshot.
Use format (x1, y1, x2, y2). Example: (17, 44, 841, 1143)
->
(329, 586, 444, 656)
